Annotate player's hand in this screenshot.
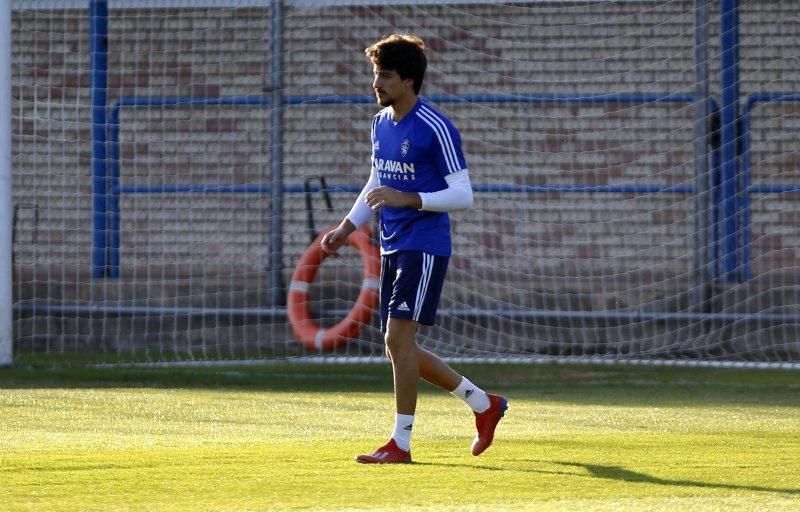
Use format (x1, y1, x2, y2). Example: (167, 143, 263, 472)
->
(365, 186, 421, 210)
(320, 224, 354, 257)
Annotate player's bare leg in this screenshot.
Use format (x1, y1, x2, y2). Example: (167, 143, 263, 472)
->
(417, 346, 461, 391)
(418, 345, 508, 456)
(385, 317, 420, 415)
(357, 319, 507, 462)
(356, 317, 418, 464)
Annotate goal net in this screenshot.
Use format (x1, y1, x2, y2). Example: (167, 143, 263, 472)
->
(8, 0, 800, 365)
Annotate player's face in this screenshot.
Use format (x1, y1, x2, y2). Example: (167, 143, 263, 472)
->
(372, 65, 414, 107)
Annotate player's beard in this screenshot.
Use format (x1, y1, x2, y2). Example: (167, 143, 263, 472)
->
(376, 91, 393, 107)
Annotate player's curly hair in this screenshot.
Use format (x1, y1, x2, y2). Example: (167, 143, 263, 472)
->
(365, 34, 427, 95)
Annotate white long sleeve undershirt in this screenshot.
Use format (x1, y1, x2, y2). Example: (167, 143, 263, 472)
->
(345, 167, 380, 228)
(419, 169, 473, 212)
(345, 169, 474, 228)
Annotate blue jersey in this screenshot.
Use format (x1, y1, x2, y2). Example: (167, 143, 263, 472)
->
(371, 99, 468, 256)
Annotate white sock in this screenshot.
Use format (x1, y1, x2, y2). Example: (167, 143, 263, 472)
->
(391, 413, 414, 452)
(451, 377, 491, 413)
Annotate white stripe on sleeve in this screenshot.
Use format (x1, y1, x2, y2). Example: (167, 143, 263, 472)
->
(418, 106, 460, 171)
(416, 108, 460, 174)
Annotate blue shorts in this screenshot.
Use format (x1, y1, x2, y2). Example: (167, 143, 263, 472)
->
(380, 251, 449, 331)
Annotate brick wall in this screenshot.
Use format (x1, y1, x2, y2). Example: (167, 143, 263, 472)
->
(9, 1, 800, 355)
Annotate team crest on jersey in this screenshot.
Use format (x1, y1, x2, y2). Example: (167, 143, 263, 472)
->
(400, 139, 410, 157)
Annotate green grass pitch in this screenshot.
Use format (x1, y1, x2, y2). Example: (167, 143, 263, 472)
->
(1, 361, 799, 511)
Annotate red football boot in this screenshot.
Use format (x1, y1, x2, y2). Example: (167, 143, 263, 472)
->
(355, 438, 412, 464)
(471, 393, 508, 456)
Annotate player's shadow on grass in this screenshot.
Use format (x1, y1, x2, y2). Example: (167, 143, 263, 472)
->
(416, 460, 799, 495)
(413, 462, 509, 472)
(554, 461, 800, 495)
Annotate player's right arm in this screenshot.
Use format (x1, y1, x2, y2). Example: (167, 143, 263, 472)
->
(320, 167, 379, 256)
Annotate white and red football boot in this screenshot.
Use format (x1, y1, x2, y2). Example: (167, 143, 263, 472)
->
(471, 393, 508, 456)
(355, 438, 412, 464)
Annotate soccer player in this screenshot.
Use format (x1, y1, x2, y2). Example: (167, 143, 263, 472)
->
(320, 34, 508, 464)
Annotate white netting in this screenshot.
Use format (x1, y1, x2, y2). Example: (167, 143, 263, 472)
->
(8, 0, 800, 364)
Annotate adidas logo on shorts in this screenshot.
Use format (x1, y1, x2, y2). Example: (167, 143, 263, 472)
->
(397, 302, 410, 312)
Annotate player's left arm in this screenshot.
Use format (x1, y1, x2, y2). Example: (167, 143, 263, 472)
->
(417, 169, 473, 212)
(364, 170, 473, 212)
(416, 112, 473, 212)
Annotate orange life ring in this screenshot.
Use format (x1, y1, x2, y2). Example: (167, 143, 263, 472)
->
(288, 226, 381, 351)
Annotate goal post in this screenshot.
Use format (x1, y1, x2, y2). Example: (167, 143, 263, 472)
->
(1, 0, 12, 367)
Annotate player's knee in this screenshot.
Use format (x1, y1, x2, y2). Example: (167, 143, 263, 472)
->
(385, 333, 415, 357)
(384, 331, 397, 352)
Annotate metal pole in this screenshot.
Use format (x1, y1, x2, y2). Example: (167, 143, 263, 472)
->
(692, 0, 712, 311)
(268, 0, 286, 306)
(719, 0, 740, 282)
(89, 0, 109, 277)
(0, 0, 12, 366)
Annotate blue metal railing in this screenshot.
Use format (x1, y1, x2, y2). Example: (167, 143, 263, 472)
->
(66, 0, 800, 330)
(89, 0, 109, 278)
(719, 0, 741, 284)
(103, 93, 719, 279)
(117, 183, 695, 195)
(740, 92, 800, 281)
(105, 95, 277, 276)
